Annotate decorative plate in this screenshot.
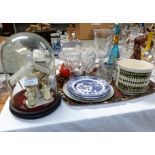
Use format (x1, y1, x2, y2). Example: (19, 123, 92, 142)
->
(67, 76, 110, 98)
(69, 86, 110, 100)
(63, 83, 114, 103)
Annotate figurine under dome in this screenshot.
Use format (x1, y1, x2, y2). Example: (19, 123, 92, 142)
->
(1, 32, 61, 119)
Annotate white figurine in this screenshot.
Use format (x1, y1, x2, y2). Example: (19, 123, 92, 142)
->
(25, 87, 37, 108)
(40, 83, 53, 101)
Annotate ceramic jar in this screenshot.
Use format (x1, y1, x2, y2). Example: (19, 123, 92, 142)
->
(116, 59, 154, 95)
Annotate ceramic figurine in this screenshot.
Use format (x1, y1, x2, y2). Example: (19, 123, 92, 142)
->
(25, 86, 37, 107)
(33, 70, 53, 101)
(131, 34, 147, 60)
(8, 50, 54, 108)
(131, 33, 154, 60)
(40, 83, 53, 101)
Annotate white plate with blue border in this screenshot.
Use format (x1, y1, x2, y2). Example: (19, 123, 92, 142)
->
(67, 76, 110, 99)
(63, 83, 114, 103)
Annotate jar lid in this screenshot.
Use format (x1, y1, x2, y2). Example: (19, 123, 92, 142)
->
(117, 59, 154, 73)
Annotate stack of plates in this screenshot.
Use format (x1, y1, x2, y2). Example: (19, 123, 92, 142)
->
(63, 76, 114, 103)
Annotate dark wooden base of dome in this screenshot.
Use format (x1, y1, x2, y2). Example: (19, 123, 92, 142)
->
(9, 94, 61, 119)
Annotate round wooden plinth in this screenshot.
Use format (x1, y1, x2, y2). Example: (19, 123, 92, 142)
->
(9, 92, 61, 119)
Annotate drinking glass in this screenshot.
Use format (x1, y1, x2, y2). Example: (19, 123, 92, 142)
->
(80, 47, 96, 74)
(126, 26, 141, 56)
(94, 29, 113, 62)
(60, 47, 81, 73)
(94, 29, 114, 81)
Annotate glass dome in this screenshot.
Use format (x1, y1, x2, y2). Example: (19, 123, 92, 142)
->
(1, 32, 61, 119)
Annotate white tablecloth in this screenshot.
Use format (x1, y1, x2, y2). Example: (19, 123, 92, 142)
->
(0, 93, 155, 131)
(1, 40, 155, 131)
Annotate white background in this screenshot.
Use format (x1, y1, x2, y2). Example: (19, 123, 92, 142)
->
(1, 0, 155, 154)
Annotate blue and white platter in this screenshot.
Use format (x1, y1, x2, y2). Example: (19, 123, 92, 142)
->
(67, 76, 110, 99)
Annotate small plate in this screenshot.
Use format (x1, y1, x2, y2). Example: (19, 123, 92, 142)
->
(67, 76, 110, 98)
(63, 83, 114, 103)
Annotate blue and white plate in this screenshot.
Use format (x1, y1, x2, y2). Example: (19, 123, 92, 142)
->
(69, 91, 110, 101)
(67, 76, 110, 99)
(69, 85, 110, 100)
(63, 83, 114, 103)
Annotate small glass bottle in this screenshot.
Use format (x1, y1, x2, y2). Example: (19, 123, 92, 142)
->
(107, 35, 120, 65)
(106, 35, 120, 82)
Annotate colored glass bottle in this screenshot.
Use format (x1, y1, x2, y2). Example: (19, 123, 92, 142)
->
(107, 35, 120, 65)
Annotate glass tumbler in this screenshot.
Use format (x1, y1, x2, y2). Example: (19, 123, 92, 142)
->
(80, 47, 96, 74)
(60, 48, 82, 75)
(94, 29, 113, 62)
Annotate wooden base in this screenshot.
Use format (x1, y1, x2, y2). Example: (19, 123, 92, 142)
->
(9, 94, 61, 119)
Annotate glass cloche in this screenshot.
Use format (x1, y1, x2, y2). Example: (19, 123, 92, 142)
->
(1, 32, 61, 119)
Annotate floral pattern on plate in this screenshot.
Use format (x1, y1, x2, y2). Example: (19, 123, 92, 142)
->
(67, 76, 110, 98)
